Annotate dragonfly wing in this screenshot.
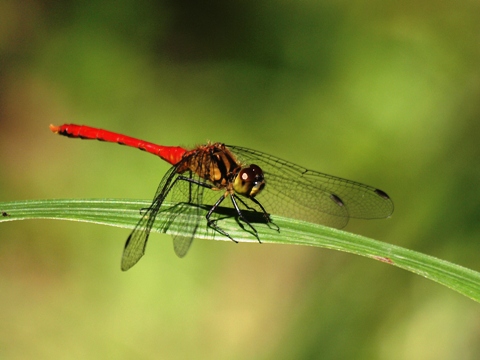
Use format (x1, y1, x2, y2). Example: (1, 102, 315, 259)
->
(121, 209, 156, 271)
(121, 166, 178, 271)
(173, 236, 194, 258)
(169, 171, 207, 257)
(261, 171, 350, 228)
(301, 169, 394, 219)
(229, 145, 393, 228)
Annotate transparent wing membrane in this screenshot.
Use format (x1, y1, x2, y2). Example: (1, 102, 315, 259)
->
(123, 143, 393, 269)
(229, 145, 394, 228)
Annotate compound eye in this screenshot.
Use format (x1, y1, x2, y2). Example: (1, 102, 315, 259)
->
(233, 164, 266, 197)
(242, 165, 263, 183)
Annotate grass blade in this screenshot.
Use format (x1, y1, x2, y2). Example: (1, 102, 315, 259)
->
(1, 198, 479, 302)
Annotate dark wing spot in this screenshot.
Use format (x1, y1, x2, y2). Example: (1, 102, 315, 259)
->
(330, 194, 345, 207)
(374, 189, 390, 200)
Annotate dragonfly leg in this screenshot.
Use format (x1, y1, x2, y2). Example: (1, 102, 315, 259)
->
(176, 176, 238, 241)
(234, 195, 279, 233)
(229, 195, 262, 243)
(235, 196, 258, 212)
(243, 196, 279, 232)
(176, 175, 263, 242)
(248, 197, 272, 223)
(206, 194, 238, 243)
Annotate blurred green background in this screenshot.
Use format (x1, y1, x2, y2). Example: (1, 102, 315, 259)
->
(1, 0, 480, 358)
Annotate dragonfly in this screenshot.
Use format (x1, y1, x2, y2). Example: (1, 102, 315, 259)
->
(50, 124, 394, 271)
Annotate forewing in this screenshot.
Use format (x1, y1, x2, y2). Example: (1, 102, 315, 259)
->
(229, 145, 393, 228)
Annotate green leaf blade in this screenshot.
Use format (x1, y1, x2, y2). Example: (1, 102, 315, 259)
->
(1, 198, 480, 302)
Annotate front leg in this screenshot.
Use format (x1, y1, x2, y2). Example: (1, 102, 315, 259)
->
(248, 197, 279, 232)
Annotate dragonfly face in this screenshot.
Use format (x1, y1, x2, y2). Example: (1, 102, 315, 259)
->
(233, 164, 266, 198)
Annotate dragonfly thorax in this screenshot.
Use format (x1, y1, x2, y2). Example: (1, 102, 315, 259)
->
(233, 164, 266, 198)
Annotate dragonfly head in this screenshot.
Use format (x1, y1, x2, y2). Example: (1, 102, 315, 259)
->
(233, 164, 265, 198)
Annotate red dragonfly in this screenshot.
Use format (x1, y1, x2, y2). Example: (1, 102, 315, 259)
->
(50, 124, 394, 271)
